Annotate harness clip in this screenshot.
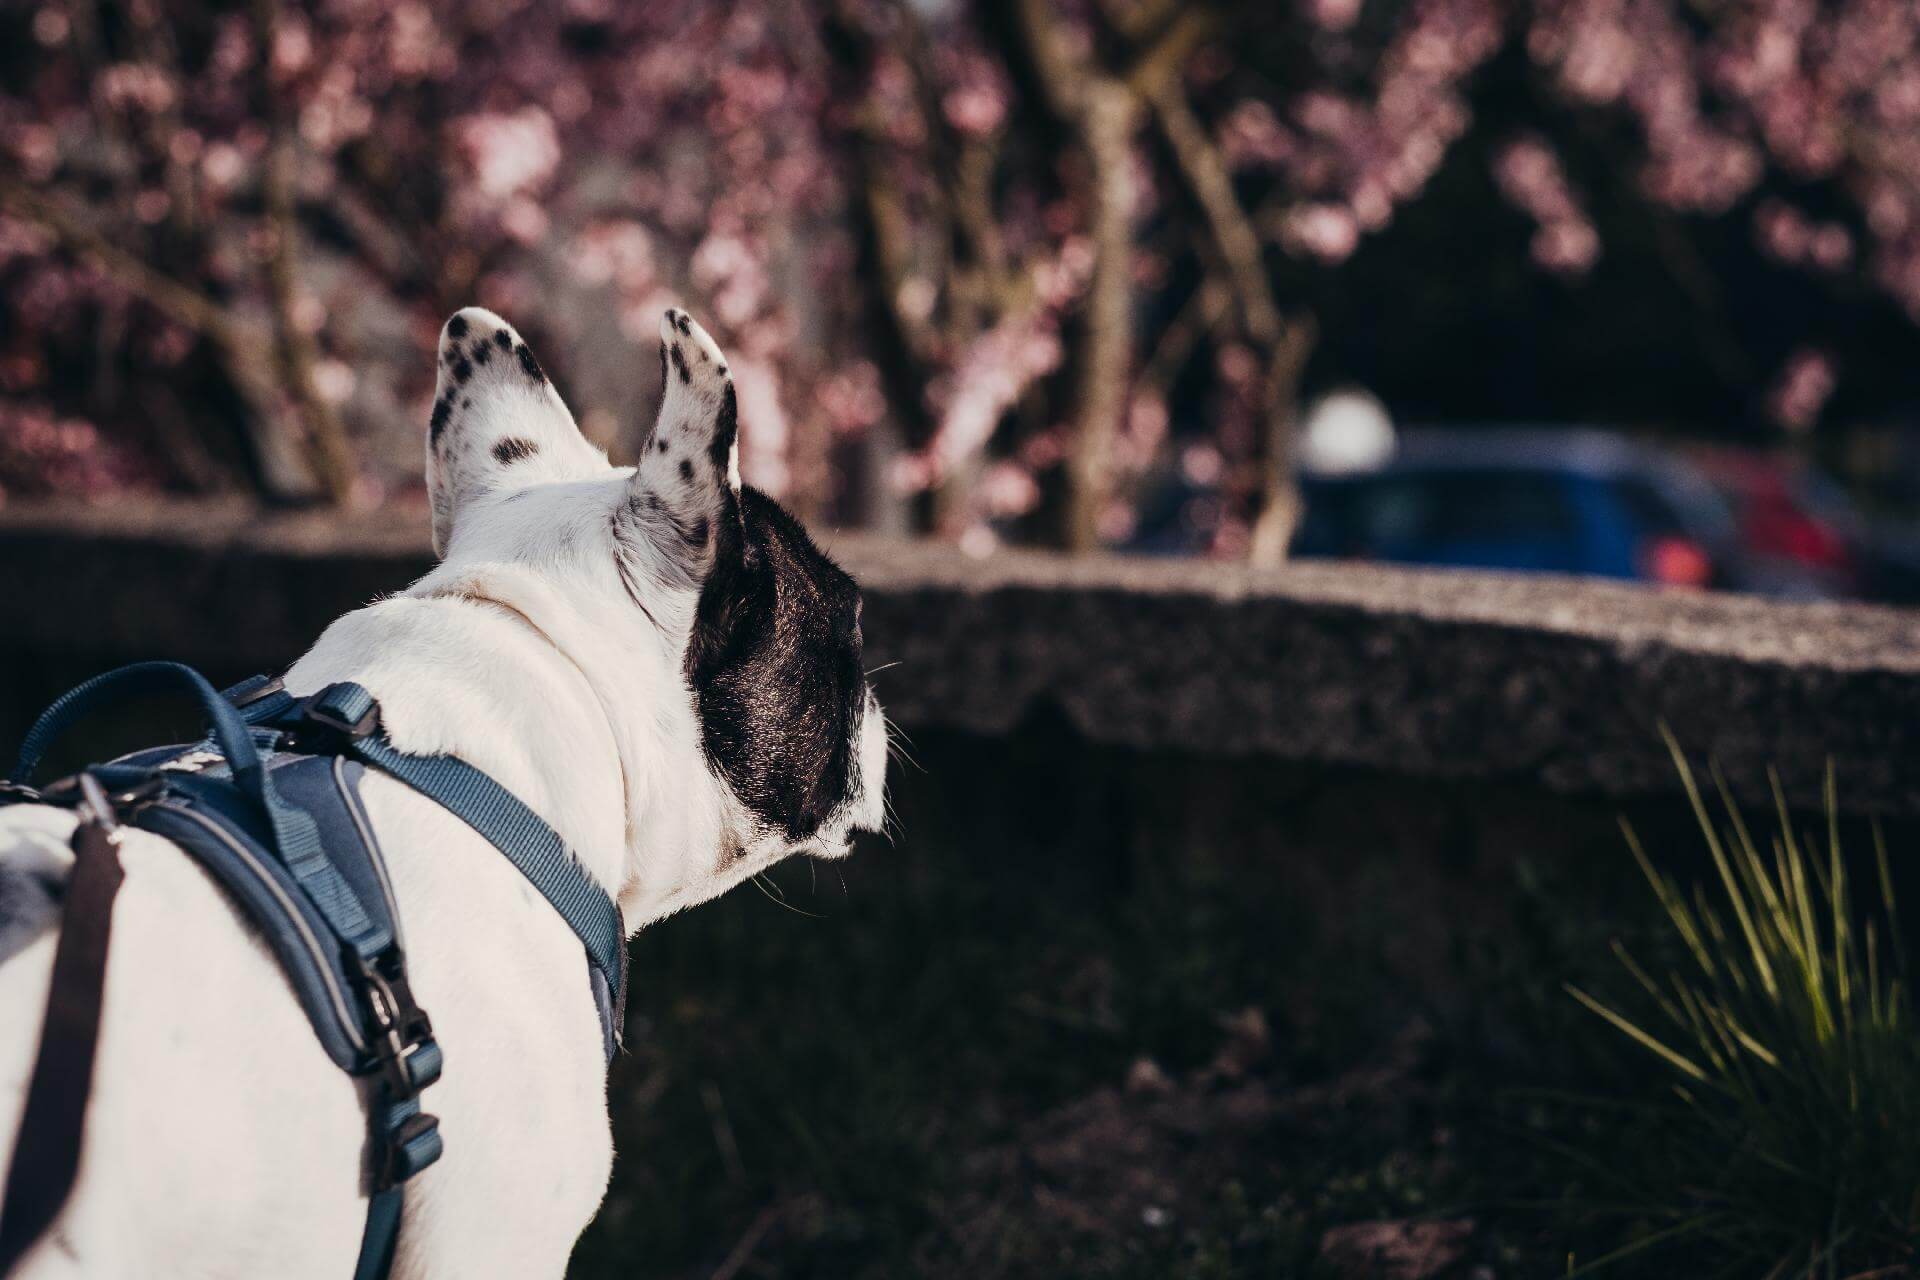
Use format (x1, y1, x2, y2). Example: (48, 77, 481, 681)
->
(352, 951, 436, 1099)
(377, 1110, 443, 1189)
(294, 686, 380, 747)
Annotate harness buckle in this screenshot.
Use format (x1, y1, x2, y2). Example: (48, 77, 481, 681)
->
(224, 675, 286, 710)
(377, 1110, 442, 1189)
(298, 693, 380, 743)
(352, 951, 436, 1099)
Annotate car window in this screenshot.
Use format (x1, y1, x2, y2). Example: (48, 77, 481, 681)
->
(1612, 476, 1690, 538)
(1302, 467, 1586, 571)
(1364, 469, 1576, 544)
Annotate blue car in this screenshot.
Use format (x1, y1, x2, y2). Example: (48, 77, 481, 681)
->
(1292, 429, 1742, 589)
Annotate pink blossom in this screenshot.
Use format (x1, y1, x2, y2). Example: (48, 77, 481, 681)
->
(1280, 203, 1360, 262)
(1306, 0, 1364, 31)
(980, 461, 1041, 517)
(1766, 347, 1837, 432)
(1493, 135, 1601, 275)
(457, 107, 561, 200)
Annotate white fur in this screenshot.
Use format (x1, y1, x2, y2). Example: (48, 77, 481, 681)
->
(0, 309, 887, 1278)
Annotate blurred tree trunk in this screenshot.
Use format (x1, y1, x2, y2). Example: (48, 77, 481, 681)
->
(1004, 0, 1143, 553)
(818, 3, 941, 535)
(1249, 322, 1317, 564)
(1067, 81, 1138, 553)
(251, 0, 357, 506)
(1143, 55, 1315, 566)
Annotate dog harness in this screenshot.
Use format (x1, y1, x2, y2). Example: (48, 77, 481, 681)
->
(0, 661, 626, 1279)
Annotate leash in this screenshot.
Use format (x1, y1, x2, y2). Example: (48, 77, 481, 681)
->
(0, 776, 122, 1276)
(0, 663, 626, 1277)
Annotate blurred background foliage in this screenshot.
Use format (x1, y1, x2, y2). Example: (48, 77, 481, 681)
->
(6, 0, 1920, 569)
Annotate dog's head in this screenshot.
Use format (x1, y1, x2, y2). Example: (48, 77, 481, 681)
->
(418, 306, 886, 921)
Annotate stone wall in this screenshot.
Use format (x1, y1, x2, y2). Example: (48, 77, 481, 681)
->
(2, 498, 1916, 816)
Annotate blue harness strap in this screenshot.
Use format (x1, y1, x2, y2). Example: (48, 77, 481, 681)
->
(2, 663, 627, 1279)
(229, 677, 627, 1054)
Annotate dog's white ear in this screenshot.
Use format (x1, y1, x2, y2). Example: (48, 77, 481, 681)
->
(621, 309, 741, 584)
(425, 307, 587, 557)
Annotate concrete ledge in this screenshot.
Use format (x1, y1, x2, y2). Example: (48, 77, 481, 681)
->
(2, 498, 1917, 814)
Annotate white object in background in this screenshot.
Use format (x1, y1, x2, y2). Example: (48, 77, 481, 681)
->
(1301, 388, 1395, 475)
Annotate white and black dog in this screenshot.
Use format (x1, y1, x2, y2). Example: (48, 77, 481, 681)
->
(0, 308, 888, 1277)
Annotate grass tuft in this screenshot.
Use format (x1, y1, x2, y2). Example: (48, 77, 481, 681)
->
(1567, 736, 1920, 1278)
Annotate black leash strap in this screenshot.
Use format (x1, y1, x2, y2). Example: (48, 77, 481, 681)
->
(0, 781, 124, 1275)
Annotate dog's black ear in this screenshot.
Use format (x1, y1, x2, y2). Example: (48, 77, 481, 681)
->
(425, 307, 582, 557)
(684, 490, 866, 842)
(621, 309, 742, 585)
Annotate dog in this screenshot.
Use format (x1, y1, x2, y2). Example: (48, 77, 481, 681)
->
(0, 307, 889, 1278)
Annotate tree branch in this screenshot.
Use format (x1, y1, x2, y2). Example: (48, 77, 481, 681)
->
(1143, 67, 1316, 564)
(0, 178, 244, 345)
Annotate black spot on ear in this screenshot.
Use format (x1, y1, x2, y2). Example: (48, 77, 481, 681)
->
(461, 397, 472, 410)
(472, 340, 492, 367)
(669, 343, 690, 385)
(679, 459, 694, 482)
(710, 384, 738, 469)
(494, 329, 513, 351)
(430, 395, 452, 444)
(657, 341, 667, 388)
(447, 315, 469, 339)
(492, 436, 539, 465)
(685, 489, 865, 840)
(516, 343, 545, 383)
(656, 437, 669, 454)
(675, 312, 692, 336)
(716, 365, 727, 377)
(452, 356, 472, 384)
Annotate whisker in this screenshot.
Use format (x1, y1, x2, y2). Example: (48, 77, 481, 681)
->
(865, 660, 903, 677)
(883, 713, 925, 774)
(750, 873, 824, 918)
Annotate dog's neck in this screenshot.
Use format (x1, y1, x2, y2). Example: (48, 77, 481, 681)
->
(282, 559, 728, 929)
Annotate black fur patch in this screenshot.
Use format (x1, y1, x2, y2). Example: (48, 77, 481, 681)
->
(679, 459, 693, 482)
(447, 314, 469, 339)
(711, 384, 738, 468)
(684, 488, 865, 840)
(516, 343, 545, 382)
(669, 343, 690, 385)
(656, 437, 669, 453)
(494, 329, 513, 351)
(472, 340, 492, 367)
(675, 311, 692, 336)
(452, 356, 472, 384)
(430, 395, 452, 444)
(492, 436, 539, 464)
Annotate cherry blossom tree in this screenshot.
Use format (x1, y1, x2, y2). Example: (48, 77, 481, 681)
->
(4, 0, 1919, 557)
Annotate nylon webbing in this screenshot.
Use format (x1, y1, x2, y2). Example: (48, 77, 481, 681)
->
(234, 681, 625, 1015)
